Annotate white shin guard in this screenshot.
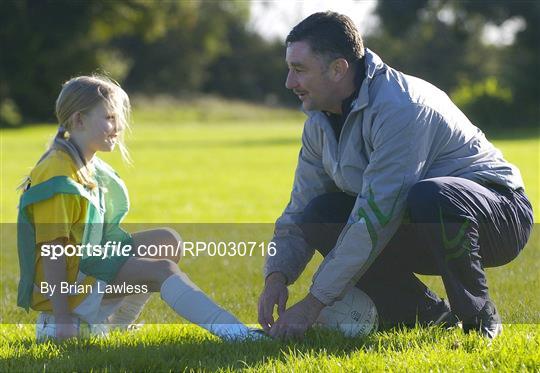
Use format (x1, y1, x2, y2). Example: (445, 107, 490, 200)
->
(160, 272, 251, 340)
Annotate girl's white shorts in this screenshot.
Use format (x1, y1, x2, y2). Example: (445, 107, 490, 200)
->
(36, 279, 125, 341)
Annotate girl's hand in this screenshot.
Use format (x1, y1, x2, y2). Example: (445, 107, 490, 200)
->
(55, 316, 78, 341)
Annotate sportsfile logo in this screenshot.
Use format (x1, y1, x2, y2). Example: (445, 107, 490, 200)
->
(40, 241, 132, 260)
(40, 240, 276, 259)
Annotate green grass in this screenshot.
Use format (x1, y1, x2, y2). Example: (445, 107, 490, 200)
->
(1, 102, 539, 371)
(1, 324, 539, 371)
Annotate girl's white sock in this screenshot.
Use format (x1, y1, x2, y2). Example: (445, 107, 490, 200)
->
(160, 272, 251, 340)
(108, 293, 151, 329)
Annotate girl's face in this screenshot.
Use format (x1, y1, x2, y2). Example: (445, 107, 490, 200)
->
(73, 101, 120, 157)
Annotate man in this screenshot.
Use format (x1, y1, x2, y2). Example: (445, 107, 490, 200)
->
(257, 12, 533, 340)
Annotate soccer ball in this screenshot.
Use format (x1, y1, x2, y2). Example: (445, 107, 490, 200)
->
(315, 287, 378, 337)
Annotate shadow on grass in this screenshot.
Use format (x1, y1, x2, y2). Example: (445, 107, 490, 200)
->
(0, 328, 389, 371)
(1, 325, 492, 372)
(1, 322, 528, 371)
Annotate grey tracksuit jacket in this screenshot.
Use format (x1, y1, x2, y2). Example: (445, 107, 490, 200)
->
(264, 49, 524, 306)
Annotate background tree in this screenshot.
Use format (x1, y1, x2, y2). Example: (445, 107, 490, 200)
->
(116, 1, 251, 95)
(1, 0, 537, 129)
(202, 21, 295, 106)
(0, 0, 174, 125)
(369, 0, 539, 128)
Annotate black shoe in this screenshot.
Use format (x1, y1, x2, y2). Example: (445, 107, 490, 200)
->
(462, 300, 502, 339)
(377, 299, 460, 331)
(418, 299, 460, 328)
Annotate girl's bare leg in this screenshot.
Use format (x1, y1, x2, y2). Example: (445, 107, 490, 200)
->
(106, 228, 182, 327)
(105, 228, 254, 340)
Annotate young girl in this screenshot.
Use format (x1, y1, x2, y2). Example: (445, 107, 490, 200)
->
(17, 75, 261, 342)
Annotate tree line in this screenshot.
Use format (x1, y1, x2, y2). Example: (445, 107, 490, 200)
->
(1, 0, 537, 130)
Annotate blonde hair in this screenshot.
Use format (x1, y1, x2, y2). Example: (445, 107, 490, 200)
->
(19, 74, 132, 191)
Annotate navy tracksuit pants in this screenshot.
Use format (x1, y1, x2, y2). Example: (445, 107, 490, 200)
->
(300, 177, 533, 324)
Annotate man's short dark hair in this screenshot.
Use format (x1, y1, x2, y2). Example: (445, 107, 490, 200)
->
(286, 11, 364, 64)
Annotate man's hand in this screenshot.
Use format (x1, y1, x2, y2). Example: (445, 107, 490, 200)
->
(258, 272, 289, 332)
(268, 293, 325, 340)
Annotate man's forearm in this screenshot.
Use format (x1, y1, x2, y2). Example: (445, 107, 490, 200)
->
(264, 233, 315, 285)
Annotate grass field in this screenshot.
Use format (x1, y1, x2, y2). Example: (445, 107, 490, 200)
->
(1, 101, 538, 371)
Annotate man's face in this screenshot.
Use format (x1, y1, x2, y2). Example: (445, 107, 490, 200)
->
(285, 41, 335, 112)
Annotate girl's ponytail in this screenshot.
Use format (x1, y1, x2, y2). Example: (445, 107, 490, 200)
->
(18, 74, 131, 192)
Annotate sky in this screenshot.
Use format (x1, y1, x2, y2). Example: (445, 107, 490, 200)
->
(248, 0, 379, 41)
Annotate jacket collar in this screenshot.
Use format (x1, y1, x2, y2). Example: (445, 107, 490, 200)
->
(304, 48, 387, 118)
(352, 48, 386, 112)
